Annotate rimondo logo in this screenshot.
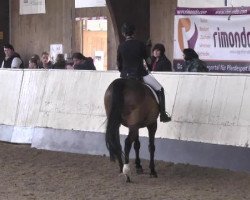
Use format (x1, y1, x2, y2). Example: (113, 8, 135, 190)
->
(178, 18, 198, 51)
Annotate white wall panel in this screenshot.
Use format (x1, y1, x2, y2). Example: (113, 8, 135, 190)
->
(209, 76, 246, 126)
(157, 121, 181, 139)
(219, 125, 250, 146)
(36, 70, 119, 131)
(180, 122, 250, 146)
(180, 123, 223, 143)
(0, 69, 23, 125)
(173, 74, 217, 123)
(16, 70, 48, 126)
(238, 77, 250, 126)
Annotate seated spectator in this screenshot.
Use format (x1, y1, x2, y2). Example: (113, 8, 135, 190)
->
(148, 43, 172, 72)
(182, 48, 208, 72)
(28, 57, 39, 69)
(40, 51, 53, 69)
(53, 54, 66, 69)
(31, 54, 41, 66)
(65, 55, 74, 70)
(66, 64, 74, 70)
(1, 43, 24, 68)
(72, 52, 96, 70)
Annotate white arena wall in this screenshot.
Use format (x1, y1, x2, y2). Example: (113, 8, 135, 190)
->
(1, 68, 250, 171)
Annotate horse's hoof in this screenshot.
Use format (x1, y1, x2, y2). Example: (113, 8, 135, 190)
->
(119, 173, 132, 183)
(136, 167, 143, 174)
(150, 172, 158, 178)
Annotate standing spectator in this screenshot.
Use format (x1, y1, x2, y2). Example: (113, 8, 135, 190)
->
(72, 52, 96, 70)
(40, 51, 53, 69)
(1, 43, 24, 68)
(53, 54, 66, 69)
(28, 57, 39, 69)
(149, 43, 172, 72)
(182, 48, 208, 72)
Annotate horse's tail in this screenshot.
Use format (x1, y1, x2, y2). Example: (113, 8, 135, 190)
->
(105, 79, 125, 162)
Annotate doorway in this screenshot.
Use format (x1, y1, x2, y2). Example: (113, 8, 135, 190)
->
(75, 17, 107, 71)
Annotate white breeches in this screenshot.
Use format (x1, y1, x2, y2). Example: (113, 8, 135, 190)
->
(143, 74, 162, 91)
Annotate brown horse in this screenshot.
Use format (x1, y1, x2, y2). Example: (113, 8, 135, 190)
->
(104, 78, 159, 182)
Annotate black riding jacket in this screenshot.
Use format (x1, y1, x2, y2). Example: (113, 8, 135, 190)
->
(117, 38, 148, 79)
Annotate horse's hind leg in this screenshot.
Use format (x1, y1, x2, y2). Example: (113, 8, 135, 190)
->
(117, 153, 123, 173)
(123, 128, 138, 182)
(147, 122, 158, 178)
(134, 135, 143, 174)
(124, 128, 138, 163)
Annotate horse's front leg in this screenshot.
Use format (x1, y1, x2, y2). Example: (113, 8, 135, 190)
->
(147, 122, 158, 178)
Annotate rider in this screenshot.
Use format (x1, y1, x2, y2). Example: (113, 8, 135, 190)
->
(117, 23, 171, 122)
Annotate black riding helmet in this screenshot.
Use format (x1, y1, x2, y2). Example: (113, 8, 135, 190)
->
(121, 23, 135, 36)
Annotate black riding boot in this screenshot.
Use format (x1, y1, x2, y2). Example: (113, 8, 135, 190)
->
(156, 88, 171, 122)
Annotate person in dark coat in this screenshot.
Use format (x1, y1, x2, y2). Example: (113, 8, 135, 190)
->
(40, 51, 53, 69)
(117, 24, 148, 79)
(149, 43, 172, 72)
(182, 48, 208, 72)
(72, 52, 96, 70)
(117, 23, 171, 122)
(52, 54, 66, 69)
(1, 43, 24, 68)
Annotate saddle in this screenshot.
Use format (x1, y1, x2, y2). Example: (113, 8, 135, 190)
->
(121, 77, 159, 104)
(144, 84, 159, 104)
(121, 71, 143, 81)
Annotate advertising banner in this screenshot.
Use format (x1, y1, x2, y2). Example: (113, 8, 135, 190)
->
(20, 0, 46, 15)
(174, 7, 250, 72)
